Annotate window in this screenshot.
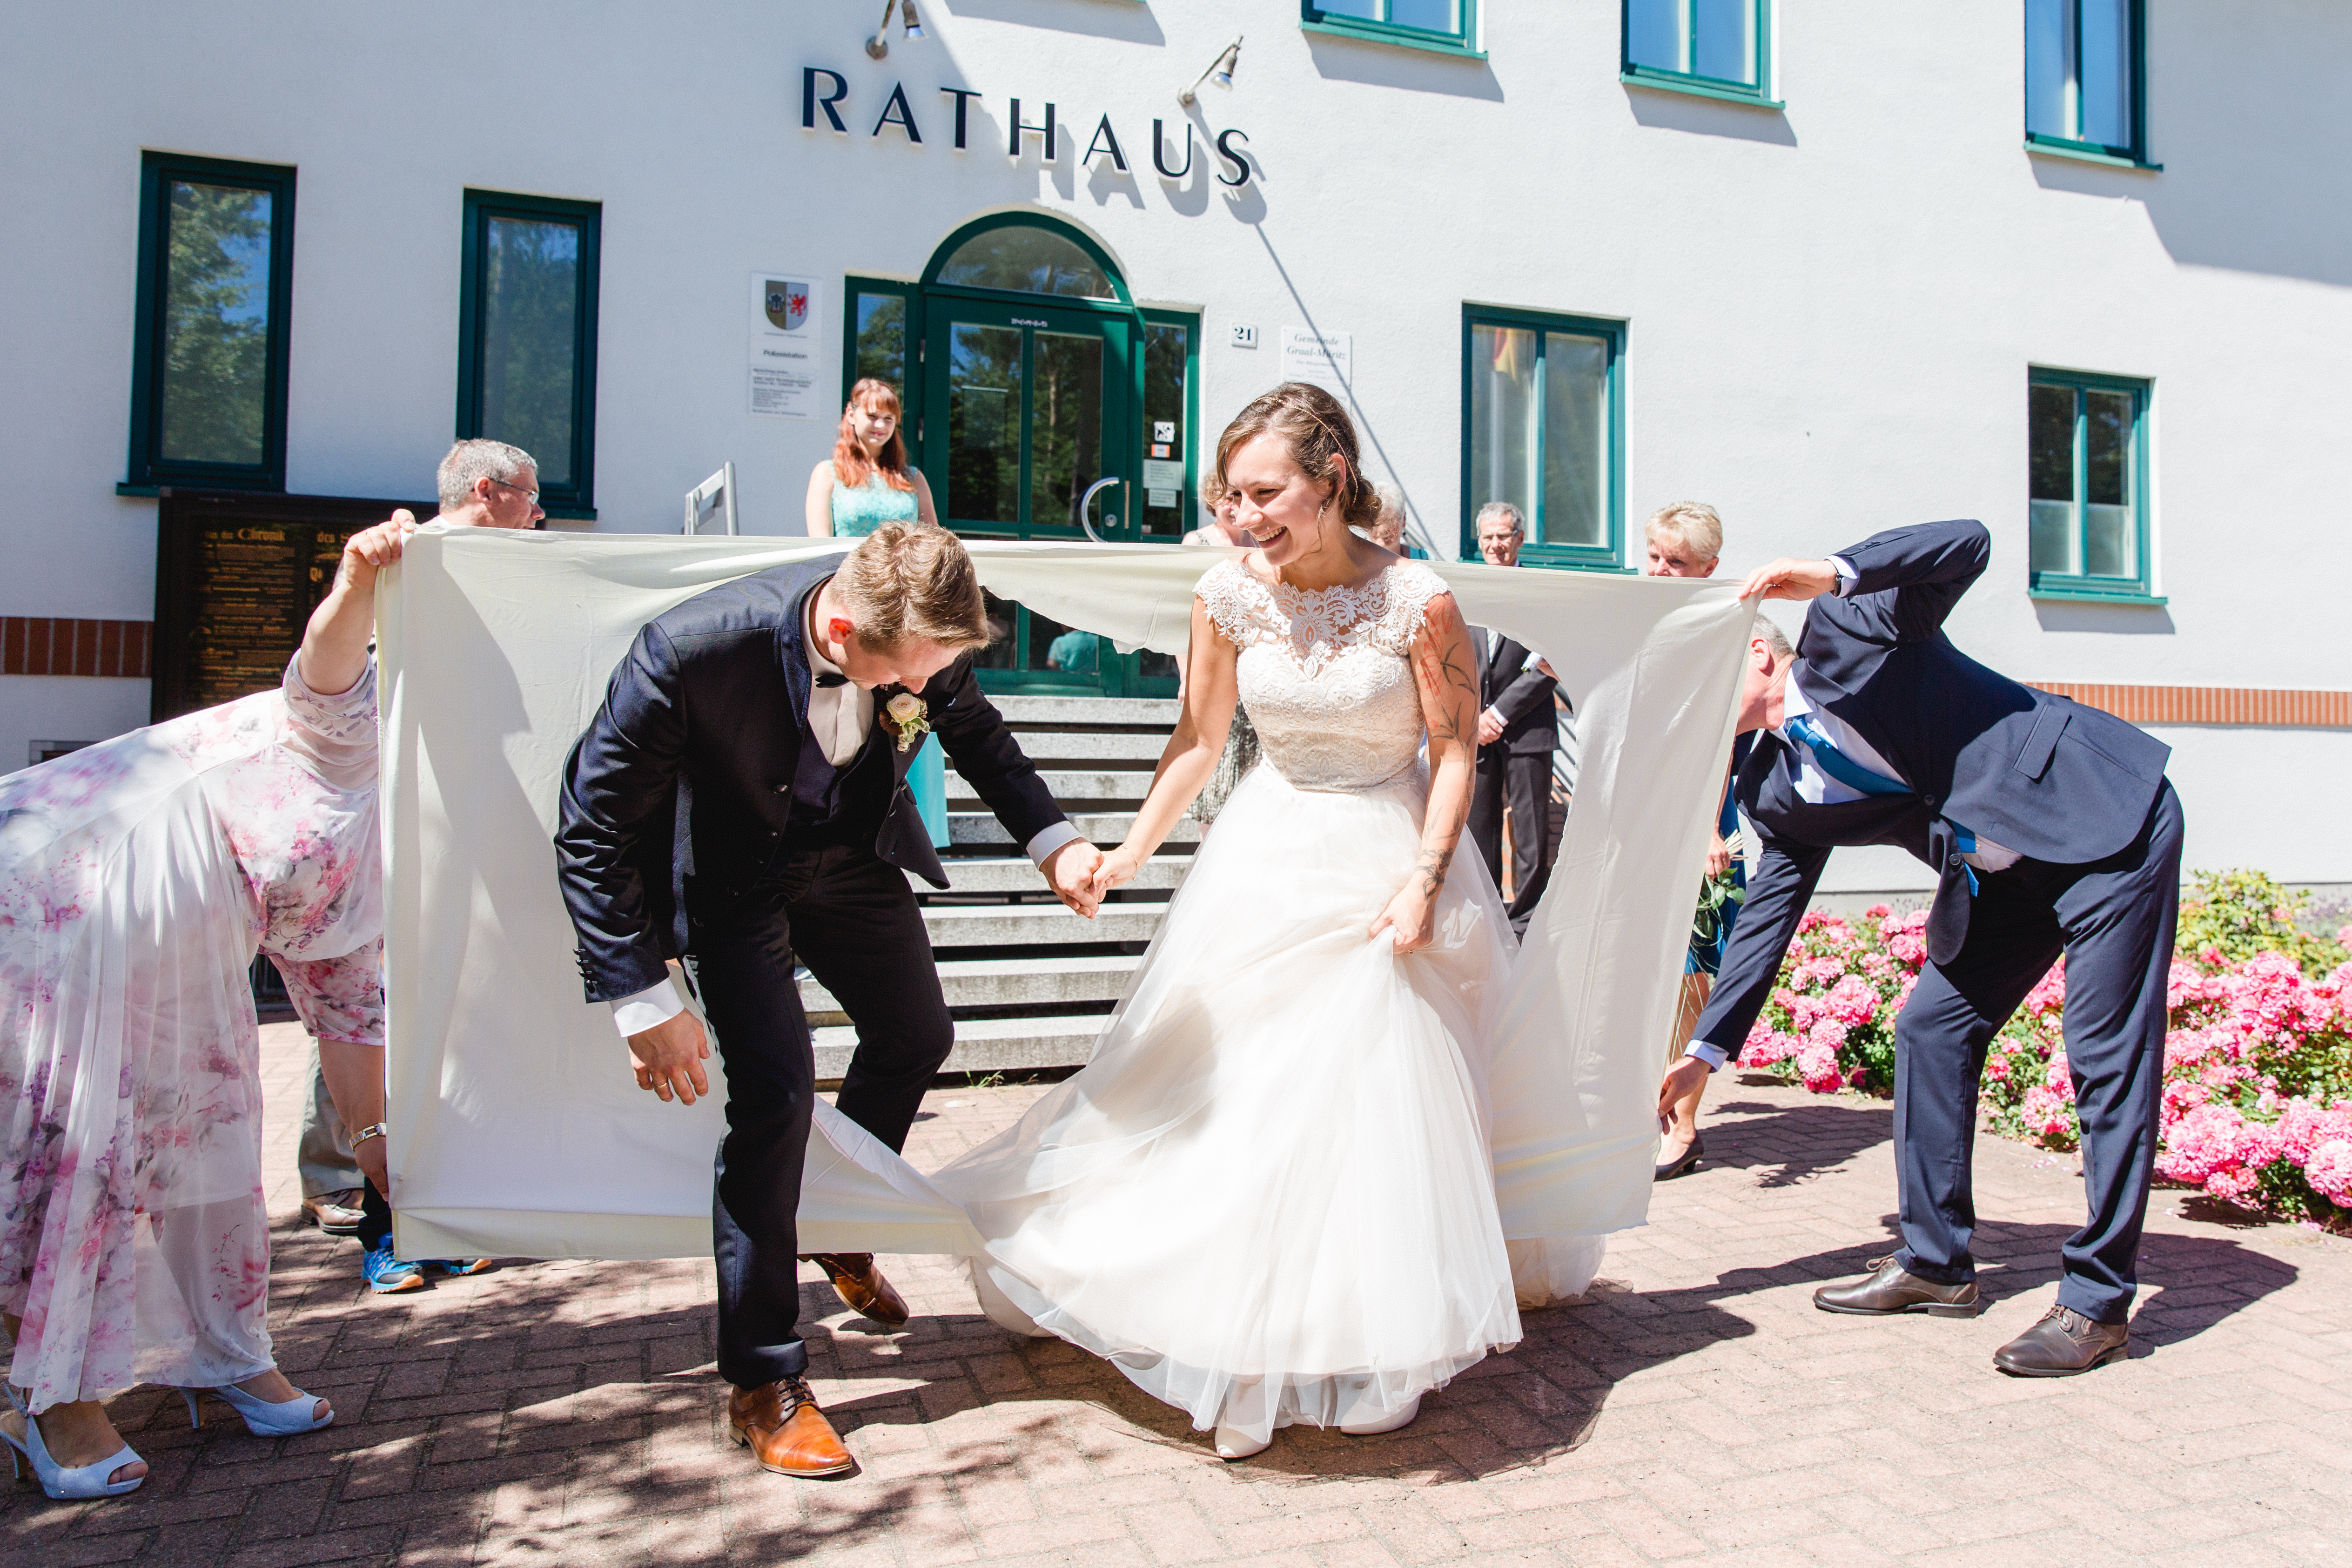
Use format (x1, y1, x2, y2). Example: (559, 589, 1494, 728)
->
(845, 278, 915, 410)
(2025, 0, 2149, 164)
(124, 152, 296, 492)
(1301, 2, 1481, 59)
(933, 227, 1117, 300)
(2028, 369, 2154, 600)
(1622, 0, 1777, 106)
(457, 190, 601, 518)
(1461, 307, 1624, 569)
(1139, 311, 1198, 542)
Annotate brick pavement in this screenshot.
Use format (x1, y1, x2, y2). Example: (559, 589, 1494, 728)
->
(5, 1021, 2350, 1566)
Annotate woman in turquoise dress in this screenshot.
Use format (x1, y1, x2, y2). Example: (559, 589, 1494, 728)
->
(804, 377, 950, 848)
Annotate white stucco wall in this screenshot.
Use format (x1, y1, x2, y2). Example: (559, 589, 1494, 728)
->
(3, 0, 2346, 876)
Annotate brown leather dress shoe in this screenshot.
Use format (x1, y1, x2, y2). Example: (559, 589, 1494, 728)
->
(1814, 1255, 1982, 1317)
(802, 1252, 910, 1327)
(728, 1378, 854, 1477)
(1993, 1305, 2130, 1376)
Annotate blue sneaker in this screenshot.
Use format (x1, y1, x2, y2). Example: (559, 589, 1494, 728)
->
(361, 1235, 425, 1294)
(426, 1258, 494, 1277)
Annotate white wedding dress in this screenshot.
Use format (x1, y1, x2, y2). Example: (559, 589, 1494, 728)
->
(935, 557, 1523, 1447)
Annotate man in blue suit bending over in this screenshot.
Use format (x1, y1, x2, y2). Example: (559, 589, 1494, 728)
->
(1656, 518, 2181, 1377)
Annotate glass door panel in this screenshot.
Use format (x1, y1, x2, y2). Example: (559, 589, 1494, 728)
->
(945, 323, 1022, 525)
(1030, 330, 1104, 532)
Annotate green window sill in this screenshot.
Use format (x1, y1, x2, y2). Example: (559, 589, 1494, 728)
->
(1620, 67, 1782, 111)
(2030, 583, 2167, 606)
(1300, 16, 1485, 60)
(2025, 137, 2161, 172)
(1519, 551, 1632, 575)
(117, 480, 284, 498)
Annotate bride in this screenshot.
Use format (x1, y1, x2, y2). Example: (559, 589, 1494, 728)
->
(935, 383, 1522, 1460)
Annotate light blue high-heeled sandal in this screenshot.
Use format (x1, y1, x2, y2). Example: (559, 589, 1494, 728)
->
(180, 1380, 334, 1437)
(2, 1385, 146, 1500)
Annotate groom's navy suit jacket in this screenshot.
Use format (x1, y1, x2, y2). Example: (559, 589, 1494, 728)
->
(1692, 518, 2171, 1058)
(554, 556, 1066, 1004)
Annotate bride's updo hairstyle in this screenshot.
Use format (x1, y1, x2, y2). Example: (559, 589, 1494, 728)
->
(1215, 382, 1382, 530)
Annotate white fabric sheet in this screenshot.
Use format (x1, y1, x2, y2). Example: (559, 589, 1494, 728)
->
(376, 529, 1752, 1265)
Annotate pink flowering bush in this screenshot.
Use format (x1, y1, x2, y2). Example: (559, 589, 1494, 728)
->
(1739, 870, 2352, 1228)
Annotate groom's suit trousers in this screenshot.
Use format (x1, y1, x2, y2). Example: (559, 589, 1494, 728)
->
(1890, 781, 2182, 1326)
(693, 843, 954, 1389)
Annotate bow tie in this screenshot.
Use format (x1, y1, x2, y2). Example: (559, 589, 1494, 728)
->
(813, 671, 849, 688)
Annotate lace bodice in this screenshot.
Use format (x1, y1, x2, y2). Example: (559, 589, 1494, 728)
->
(1196, 557, 1445, 791)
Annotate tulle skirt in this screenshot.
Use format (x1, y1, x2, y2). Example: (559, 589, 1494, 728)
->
(934, 762, 1523, 1445)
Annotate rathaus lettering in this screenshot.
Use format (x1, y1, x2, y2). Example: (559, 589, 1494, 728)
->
(800, 67, 1255, 188)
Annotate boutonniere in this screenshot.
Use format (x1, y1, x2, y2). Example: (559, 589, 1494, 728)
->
(883, 691, 931, 752)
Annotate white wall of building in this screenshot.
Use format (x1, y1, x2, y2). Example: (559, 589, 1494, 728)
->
(3, 1, 2345, 876)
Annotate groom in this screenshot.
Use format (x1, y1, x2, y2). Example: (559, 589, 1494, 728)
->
(1657, 518, 2180, 1377)
(555, 525, 1102, 1476)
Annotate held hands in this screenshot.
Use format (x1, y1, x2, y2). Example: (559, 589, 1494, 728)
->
(1656, 1056, 1711, 1131)
(1737, 557, 1839, 604)
(1085, 843, 1144, 903)
(1042, 838, 1107, 919)
(628, 1009, 712, 1106)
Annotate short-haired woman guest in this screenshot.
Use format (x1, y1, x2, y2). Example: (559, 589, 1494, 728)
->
(806, 378, 948, 847)
(0, 519, 422, 1499)
(1644, 501, 1750, 1181)
(1365, 483, 1409, 554)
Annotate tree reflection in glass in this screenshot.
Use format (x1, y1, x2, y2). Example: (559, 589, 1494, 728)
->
(159, 182, 273, 466)
(479, 217, 580, 488)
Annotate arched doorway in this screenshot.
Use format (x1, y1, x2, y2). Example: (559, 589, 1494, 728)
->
(843, 213, 1195, 696)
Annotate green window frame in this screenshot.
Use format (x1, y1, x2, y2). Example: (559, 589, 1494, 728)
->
(457, 189, 601, 519)
(1137, 307, 1202, 541)
(2027, 368, 2157, 603)
(844, 275, 918, 414)
(123, 151, 297, 494)
(1459, 305, 1626, 571)
(1620, 0, 1779, 108)
(1301, 2, 1483, 60)
(2024, 0, 2155, 168)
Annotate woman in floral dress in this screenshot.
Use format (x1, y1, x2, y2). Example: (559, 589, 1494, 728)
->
(0, 518, 410, 1498)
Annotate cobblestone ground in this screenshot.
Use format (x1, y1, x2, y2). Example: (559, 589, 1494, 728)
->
(6, 1021, 2350, 1566)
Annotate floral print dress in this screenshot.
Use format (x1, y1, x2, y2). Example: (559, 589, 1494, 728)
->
(0, 656, 383, 1410)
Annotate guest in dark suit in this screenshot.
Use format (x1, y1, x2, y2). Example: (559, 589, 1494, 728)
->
(555, 525, 1104, 1476)
(1465, 503, 1562, 937)
(1656, 518, 2180, 1377)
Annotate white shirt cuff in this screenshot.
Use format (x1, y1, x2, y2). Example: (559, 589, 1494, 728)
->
(1828, 555, 1858, 593)
(610, 976, 686, 1039)
(1025, 821, 1085, 867)
(1686, 1040, 1729, 1071)
(1519, 650, 1544, 673)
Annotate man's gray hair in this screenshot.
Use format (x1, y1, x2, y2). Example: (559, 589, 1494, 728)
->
(1754, 615, 1795, 660)
(1474, 500, 1524, 535)
(438, 439, 537, 509)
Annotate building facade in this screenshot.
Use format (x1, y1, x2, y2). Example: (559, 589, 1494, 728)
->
(5, 0, 2347, 894)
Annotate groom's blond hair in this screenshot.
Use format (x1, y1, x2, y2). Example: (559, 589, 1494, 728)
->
(834, 523, 992, 653)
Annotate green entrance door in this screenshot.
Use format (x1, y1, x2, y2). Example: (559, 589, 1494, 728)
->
(923, 295, 1151, 694)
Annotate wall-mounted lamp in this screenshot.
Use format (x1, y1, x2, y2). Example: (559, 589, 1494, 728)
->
(1176, 36, 1242, 108)
(865, 0, 924, 60)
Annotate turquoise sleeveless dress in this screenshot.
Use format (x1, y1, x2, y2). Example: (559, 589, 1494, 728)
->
(828, 462, 948, 848)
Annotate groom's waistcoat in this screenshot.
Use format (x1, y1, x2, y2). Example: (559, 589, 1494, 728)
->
(553, 555, 1066, 1003)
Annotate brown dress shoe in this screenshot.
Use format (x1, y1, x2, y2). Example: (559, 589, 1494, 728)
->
(1814, 1255, 1982, 1318)
(728, 1378, 854, 1477)
(802, 1252, 910, 1327)
(1993, 1306, 2130, 1376)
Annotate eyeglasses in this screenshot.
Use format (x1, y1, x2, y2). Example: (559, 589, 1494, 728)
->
(489, 478, 541, 505)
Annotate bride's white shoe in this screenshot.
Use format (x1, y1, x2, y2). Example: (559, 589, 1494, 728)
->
(1213, 1424, 1270, 1461)
(1339, 1395, 1421, 1436)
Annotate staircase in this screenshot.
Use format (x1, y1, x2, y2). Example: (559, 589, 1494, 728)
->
(805, 695, 1192, 1080)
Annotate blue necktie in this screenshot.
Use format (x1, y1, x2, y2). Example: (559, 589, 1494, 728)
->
(1785, 713, 1909, 797)
(1785, 713, 1981, 894)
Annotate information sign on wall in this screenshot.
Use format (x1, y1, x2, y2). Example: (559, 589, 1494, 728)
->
(151, 491, 428, 722)
(1281, 328, 1353, 393)
(751, 272, 821, 419)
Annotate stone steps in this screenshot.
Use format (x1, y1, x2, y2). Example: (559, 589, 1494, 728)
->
(918, 854, 1189, 895)
(921, 902, 1163, 948)
(949, 810, 1198, 846)
(813, 1012, 1104, 1079)
(802, 953, 1139, 1023)
(997, 730, 1174, 762)
(944, 768, 1150, 803)
(993, 695, 1179, 727)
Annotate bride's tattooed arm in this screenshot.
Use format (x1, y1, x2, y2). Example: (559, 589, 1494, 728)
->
(1374, 589, 1480, 951)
